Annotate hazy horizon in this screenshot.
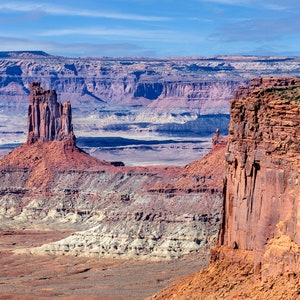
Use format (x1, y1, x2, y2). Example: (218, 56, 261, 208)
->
(0, 0, 299, 58)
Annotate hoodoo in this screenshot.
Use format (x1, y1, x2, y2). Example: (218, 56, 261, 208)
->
(27, 82, 75, 146)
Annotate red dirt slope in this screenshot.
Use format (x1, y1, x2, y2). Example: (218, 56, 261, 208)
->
(0, 141, 110, 188)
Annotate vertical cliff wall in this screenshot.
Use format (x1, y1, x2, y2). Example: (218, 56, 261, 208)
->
(153, 78, 300, 299)
(219, 78, 300, 274)
(27, 82, 75, 145)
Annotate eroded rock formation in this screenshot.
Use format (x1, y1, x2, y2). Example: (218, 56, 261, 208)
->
(219, 78, 300, 275)
(27, 82, 75, 146)
(0, 83, 225, 261)
(0, 140, 224, 260)
(152, 78, 300, 299)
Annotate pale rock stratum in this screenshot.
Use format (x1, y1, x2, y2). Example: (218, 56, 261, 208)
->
(0, 83, 224, 261)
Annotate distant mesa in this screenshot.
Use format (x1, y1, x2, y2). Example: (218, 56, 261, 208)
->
(0, 51, 50, 58)
(27, 82, 76, 147)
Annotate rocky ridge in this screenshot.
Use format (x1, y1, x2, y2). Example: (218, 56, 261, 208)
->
(7, 142, 224, 260)
(153, 78, 300, 299)
(1, 143, 224, 261)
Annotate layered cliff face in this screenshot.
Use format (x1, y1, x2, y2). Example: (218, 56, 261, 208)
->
(0, 141, 224, 260)
(27, 82, 75, 145)
(1, 53, 300, 141)
(0, 82, 225, 260)
(153, 78, 300, 299)
(219, 78, 300, 273)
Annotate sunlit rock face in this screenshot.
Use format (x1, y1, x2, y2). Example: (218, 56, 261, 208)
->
(219, 78, 300, 274)
(27, 82, 75, 146)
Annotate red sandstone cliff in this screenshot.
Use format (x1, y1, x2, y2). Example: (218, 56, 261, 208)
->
(153, 78, 300, 299)
(219, 77, 300, 275)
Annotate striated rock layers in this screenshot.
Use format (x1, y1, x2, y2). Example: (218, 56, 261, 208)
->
(2, 53, 300, 140)
(219, 77, 300, 275)
(27, 82, 75, 145)
(1, 53, 300, 115)
(0, 142, 224, 260)
(0, 83, 225, 260)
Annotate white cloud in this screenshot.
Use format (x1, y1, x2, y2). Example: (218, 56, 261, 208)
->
(38, 28, 175, 41)
(0, 1, 170, 21)
(199, 0, 297, 11)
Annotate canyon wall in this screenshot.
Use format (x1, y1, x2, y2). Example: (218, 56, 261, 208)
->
(219, 78, 300, 275)
(0, 141, 224, 260)
(1, 52, 300, 139)
(1, 53, 299, 113)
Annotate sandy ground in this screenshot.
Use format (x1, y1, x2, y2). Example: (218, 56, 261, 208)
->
(0, 229, 209, 300)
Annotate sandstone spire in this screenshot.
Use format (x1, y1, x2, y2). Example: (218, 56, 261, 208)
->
(27, 82, 76, 145)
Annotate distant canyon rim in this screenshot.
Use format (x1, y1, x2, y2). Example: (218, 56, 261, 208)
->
(1, 52, 300, 165)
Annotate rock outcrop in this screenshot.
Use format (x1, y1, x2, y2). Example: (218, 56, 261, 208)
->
(152, 78, 300, 299)
(27, 82, 75, 146)
(219, 77, 300, 274)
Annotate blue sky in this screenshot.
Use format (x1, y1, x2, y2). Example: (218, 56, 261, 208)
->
(0, 0, 299, 57)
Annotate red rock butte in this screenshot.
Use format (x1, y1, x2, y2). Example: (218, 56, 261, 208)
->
(27, 82, 75, 146)
(0, 82, 110, 187)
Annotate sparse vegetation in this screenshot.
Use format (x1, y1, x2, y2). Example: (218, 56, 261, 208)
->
(258, 84, 300, 102)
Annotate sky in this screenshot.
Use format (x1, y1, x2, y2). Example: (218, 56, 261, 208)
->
(0, 0, 299, 58)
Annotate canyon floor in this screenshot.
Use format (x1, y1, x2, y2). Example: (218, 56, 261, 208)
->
(0, 138, 222, 299)
(0, 229, 209, 300)
(0, 131, 211, 166)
